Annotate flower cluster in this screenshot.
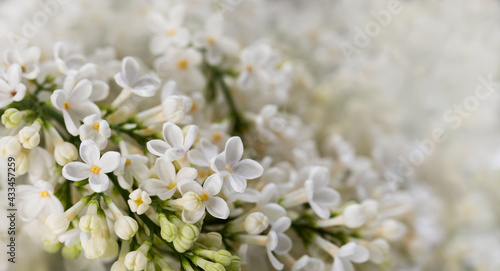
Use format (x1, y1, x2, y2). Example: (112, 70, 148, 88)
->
(0, 1, 445, 270)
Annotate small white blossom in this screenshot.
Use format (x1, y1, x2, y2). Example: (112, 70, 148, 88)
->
(0, 64, 27, 108)
(3, 46, 41, 79)
(177, 174, 229, 224)
(125, 242, 150, 271)
(141, 158, 197, 200)
(193, 15, 239, 65)
(114, 154, 150, 190)
(155, 48, 206, 92)
(211, 136, 264, 193)
(18, 121, 41, 149)
(50, 79, 101, 136)
(17, 180, 64, 221)
(147, 4, 190, 54)
(147, 122, 198, 166)
(128, 188, 152, 215)
(114, 56, 160, 97)
(333, 242, 370, 271)
(62, 140, 121, 192)
(79, 114, 111, 150)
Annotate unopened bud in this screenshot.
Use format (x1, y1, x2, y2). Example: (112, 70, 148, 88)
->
(1, 108, 24, 128)
(54, 141, 78, 166)
(244, 212, 269, 234)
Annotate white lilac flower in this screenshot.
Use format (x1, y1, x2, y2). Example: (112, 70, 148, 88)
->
(45, 200, 86, 235)
(107, 200, 139, 240)
(62, 140, 120, 192)
(162, 94, 193, 124)
(342, 199, 379, 229)
(368, 238, 390, 264)
(0, 63, 27, 108)
(193, 15, 239, 65)
(79, 114, 111, 150)
(50, 79, 101, 136)
(17, 180, 64, 221)
(292, 255, 325, 271)
(147, 4, 190, 54)
(114, 56, 161, 97)
(0, 136, 22, 157)
(114, 154, 150, 190)
(155, 48, 206, 92)
(53, 41, 96, 76)
(146, 122, 198, 167)
(332, 242, 370, 271)
(211, 136, 264, 193)
(188, 138, 219, 168)
(141, 158, 197, 200)
(176, 174, 229, 224)
(128, 188, 152, 215)
(256, 183, 287, 223)
(281, 166, 340, 219)
(237, 43, 278, 91)
(238, 217, 292, 270)
(3, 46, 41, 79)
(378, 219, 407, 241)
(244, 212, 270, 234)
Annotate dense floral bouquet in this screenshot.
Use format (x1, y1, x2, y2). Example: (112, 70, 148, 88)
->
(0, 0, 469, 270)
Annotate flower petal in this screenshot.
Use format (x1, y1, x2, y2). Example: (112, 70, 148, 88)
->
(177, 179, 203, 195)
(183, 125, 198, 150)
(233, 159, 263, 179)
(203, 174, 222, 196)
(224, 136, 243, 164)
(147, 140, 169, 156)
(182, 208, 205, 224)
(89, 173, 109, 192)
(97, 151, 121, 172)
(63, 162, 91, 181)
(122, 56, 139, 84)
(162, 122, 183, 148)
(80, 140, 100, 165)
(177, 167, 198, 181)
(206, 196, 229, 219)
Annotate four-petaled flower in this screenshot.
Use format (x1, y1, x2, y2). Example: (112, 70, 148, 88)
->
(17, 180, 64, 221)
(141, 158, 197, 200)
(211, 136, 264, 193)
(114, 56, 161, 97)
(177, 174, 230, 224)
(50, 79, 100, 136)
(0, 64, 27, 108)
(147, 122, 198, 167)
(62, 140, 120, 192)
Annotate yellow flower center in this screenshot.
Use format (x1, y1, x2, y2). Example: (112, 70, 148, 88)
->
(177, 59, 188, 70)
(134, 197, 143, 205)
(40, 191, 50, 198)
(225, 165, 232, 173)
(91, 165, 101, 174)
(199, 193, 209, 202)
(21, 65, 26, 73)
(206, 36, 215, 45)
(167, 29, 177, 37)
(168, 183, 176, 190)
(212, 132, 222, 142)
(2, 62, 8, 68)
(198, 170, 207, 179)
(125, 158, 131, 166)
(246, 65, 253, 72)
(93, 122, 100, 130)
(64, 101, 70, 110)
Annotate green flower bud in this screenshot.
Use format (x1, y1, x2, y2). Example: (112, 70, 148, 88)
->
(173, 237, 193, 253)
(225, 256, 242, 271)
(178, 224, 200, 242)
(1, 108, 24, 128)
(62, 244, 81, 260)
(159, 213, 178, 242)
(44, 242, 61, 253)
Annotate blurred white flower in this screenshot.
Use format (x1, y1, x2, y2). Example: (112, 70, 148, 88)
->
(3, 46, 41, 79)
(114, 56, 160, 97)
(155, 48, 206, 92)
(147, 4, 190, 54)
(332, 242, 370, 271)
(193, 15, 239, 65)
(17, 180, 63, 221)
(0, 64, 26, 108)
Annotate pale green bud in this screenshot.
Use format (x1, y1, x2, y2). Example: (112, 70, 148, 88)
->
(1, 108, 24, 128)
(62, 244, 81, 260)
(159, 213, 178, 242)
